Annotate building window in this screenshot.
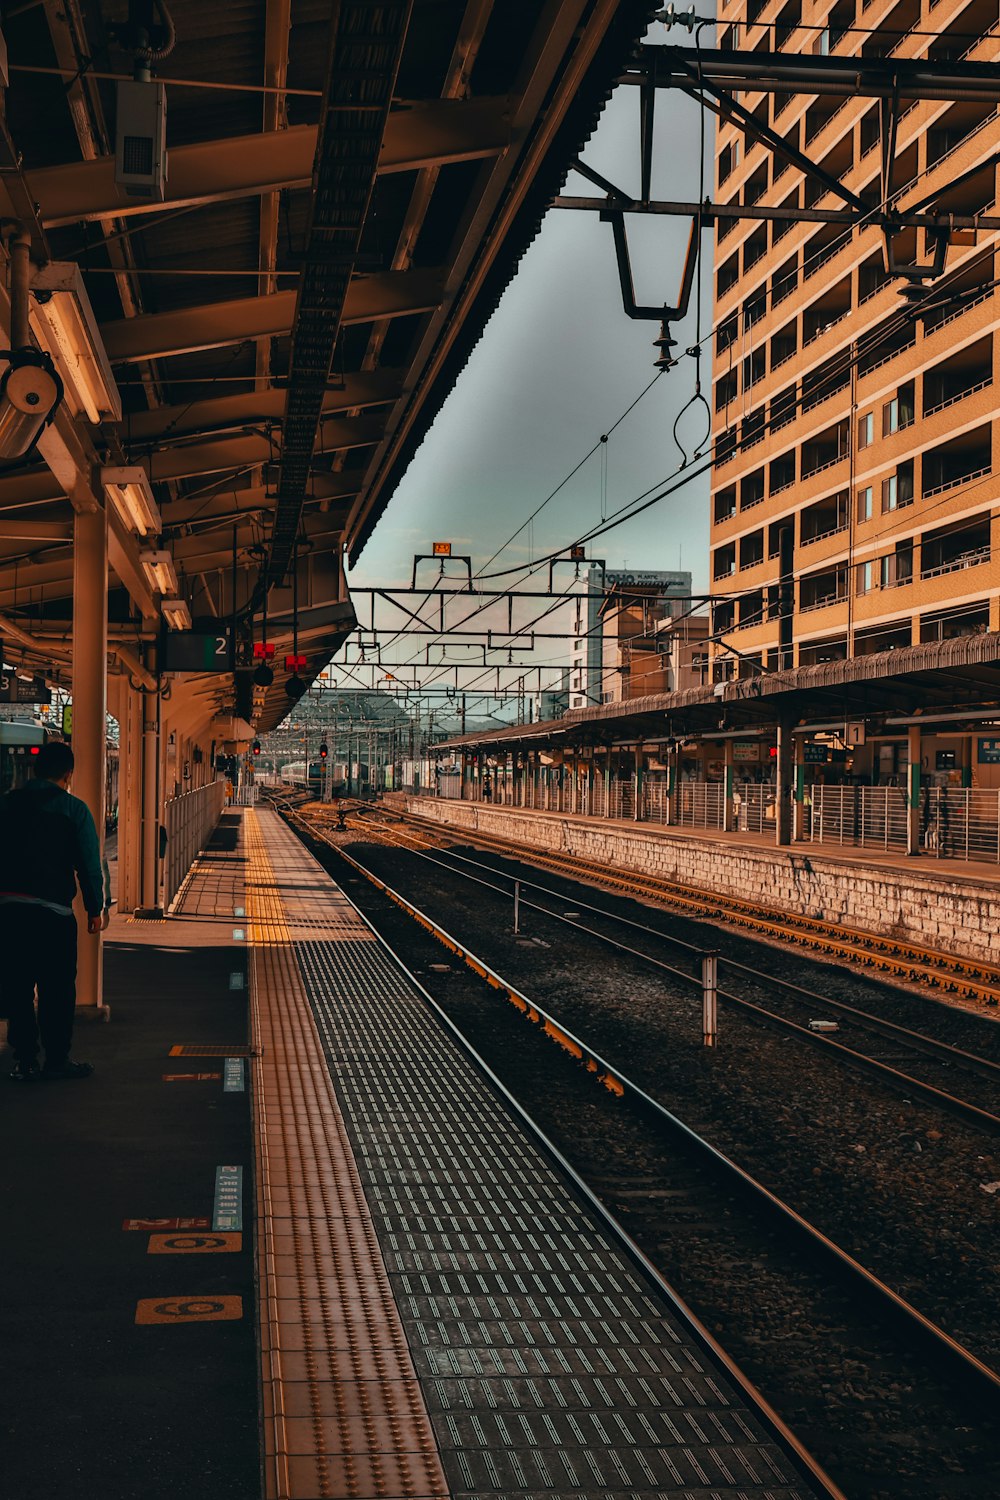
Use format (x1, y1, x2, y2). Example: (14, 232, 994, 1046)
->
(857, 485, 873, 522)
(719, 140, 740, 182)
(882, 461, 914, 512)
(857, 412, 874, 449)
(856, 560, 874, 594)
(883, 383, 915, 436)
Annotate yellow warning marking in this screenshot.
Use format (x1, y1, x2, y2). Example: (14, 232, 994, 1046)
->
(147, 1233, 242, 1255)
(135, 1295, 242, 1324)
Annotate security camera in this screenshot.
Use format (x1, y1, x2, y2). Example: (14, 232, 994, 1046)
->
(0, 350, 62, 459)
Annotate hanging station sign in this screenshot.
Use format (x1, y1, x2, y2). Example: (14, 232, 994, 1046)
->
(0, 672, 51, 704)
(161, 629, 232, 673)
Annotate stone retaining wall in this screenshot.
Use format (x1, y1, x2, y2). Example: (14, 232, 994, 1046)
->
(406, 796, 1000, 964)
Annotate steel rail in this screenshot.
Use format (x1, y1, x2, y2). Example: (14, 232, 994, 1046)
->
(333, 808, 1000, 1136)
(392, 807, 1000, 1001)
(280, 800, 1000, 1414)
(377, 808, 1000, 1084)
(309, 830, 849, 1500)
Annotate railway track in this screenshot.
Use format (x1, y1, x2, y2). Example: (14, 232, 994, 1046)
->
(294, 798, 1000, 1135)
(364, 803, 1000, 1008)
(275, 797, 1000, 1497)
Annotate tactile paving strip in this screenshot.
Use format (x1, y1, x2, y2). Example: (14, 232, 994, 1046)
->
(250, 810, 817, 1500)
(245, 811, 449, 1500)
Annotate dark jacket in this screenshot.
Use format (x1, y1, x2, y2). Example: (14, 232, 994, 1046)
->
(0, 779, 110, 918)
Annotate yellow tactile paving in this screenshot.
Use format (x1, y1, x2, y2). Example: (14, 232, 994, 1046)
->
(245, 809, 449, 1500)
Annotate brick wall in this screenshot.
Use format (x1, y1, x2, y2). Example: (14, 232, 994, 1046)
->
(406, 797, 1000, 962)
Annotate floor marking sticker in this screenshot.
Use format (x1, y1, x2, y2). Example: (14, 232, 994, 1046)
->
(223, 1057, 245, 1093)
(147, 1232, 242, 1255)
(162, 1072, 222, 1082)
(233, 906, 245, 918)
(169, 1045, 251, 1057)
(123, 1217, 210, 1232)
(135, 1296, 242, 1325)
(228, 971, 245, 991)
(232, 928, 245, 941)
(213, 1165, 243, 1231)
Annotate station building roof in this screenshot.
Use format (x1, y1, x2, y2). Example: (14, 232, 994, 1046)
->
(0, 1, 654, 733)
(435, 632, 1000, 751)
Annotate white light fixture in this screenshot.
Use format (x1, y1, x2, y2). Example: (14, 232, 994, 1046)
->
(160, 597, 192, 631)
(139, 548, 178, 595)
(101, 465, 161, 537)
(29, 262, 122, 424)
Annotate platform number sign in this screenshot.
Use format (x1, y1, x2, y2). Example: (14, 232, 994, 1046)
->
(161, 629, 232, 673)
(0, 673, 51, 704)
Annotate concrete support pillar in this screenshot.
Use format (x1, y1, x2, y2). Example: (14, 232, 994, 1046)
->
(775, 717, 794, 847)
(907, 724, 922, 855)
(139, 642, 163, 916)
(604, 747, 613, 818)
(723, 740, 736, 832)
(72, 507, 108, 1011)
(634, 742, 644, 822)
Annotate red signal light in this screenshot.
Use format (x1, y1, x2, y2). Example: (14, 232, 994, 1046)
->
(29, 745, 40, 755)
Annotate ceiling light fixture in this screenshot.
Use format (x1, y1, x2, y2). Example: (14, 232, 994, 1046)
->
(139, 548, 178, 595)
(29, 262, 122, 424)
(101, 465, 161, 536)
(160, 597, 192, 631)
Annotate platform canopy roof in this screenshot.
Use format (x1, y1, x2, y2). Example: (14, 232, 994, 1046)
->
(435, 633, 1000, 751)
(0, 0, 653, 732)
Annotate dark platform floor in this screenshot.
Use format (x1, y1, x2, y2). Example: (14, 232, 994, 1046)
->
(0, 815, 260, 1500)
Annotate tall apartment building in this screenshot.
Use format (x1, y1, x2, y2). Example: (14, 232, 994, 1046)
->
(709, 0, 1000, 680)
(568, 567, 692, 706)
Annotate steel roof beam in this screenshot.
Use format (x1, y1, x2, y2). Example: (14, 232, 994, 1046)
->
(101, 270, 445, 363)
(624, 44, 1000, 103)
(19, 99, 510, 228)
(117, 370, 403, 444)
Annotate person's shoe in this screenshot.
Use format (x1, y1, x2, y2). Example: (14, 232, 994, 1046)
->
(41, 1060, 94, 1081)
(10, 1059, 40, 1082)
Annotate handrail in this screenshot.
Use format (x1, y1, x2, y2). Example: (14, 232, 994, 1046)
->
(922, 464, 991, 499)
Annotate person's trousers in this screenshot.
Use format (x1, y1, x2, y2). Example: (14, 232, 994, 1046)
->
(0, 904, 78, 1065)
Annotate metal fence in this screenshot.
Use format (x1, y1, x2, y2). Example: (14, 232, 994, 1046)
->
(431, 775, 1000, 865)
(163, 780, 227, 908)
(810, 785, 908, 850)
(228, 780, 259, 807)
(675, 782, 725, 830)
(921, 787, 1000, 863)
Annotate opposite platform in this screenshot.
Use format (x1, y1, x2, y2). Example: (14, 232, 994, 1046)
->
(247, 805, 824, 1500)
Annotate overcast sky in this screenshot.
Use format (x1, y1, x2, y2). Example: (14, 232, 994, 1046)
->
(336, 61, 715, 705)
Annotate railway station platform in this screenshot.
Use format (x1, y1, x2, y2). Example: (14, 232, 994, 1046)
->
(2, 805, 825, 1500)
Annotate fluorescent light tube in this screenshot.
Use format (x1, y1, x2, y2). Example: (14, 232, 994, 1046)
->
(101, 465, 161, 536)
(29, 263, 121, 424)
(139, 548, 178, 595)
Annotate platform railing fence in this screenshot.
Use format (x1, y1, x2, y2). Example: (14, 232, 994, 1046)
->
(163, 779, 227, 907)
(676, 781, 726, 830)
(423, 774, 1000, 865)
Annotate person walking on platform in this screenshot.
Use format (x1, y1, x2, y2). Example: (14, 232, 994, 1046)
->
(0, 741, 111, 1082)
